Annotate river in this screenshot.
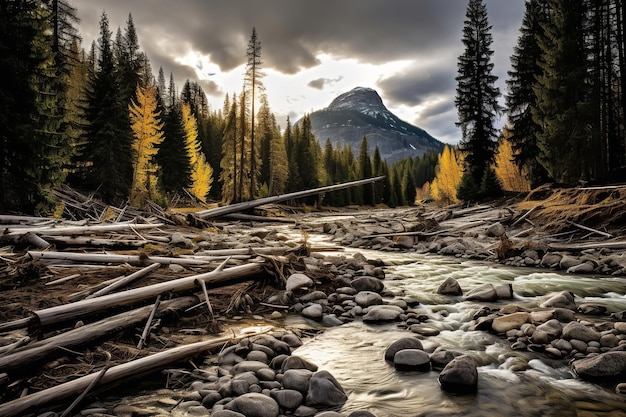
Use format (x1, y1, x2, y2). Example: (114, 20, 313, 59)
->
(289, 246, 626, 417)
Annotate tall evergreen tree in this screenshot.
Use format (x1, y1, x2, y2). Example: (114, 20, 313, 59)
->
(533, 0, 591, 183)
(156, 100, 191, 195)
(244, 27, 265, 198)
(257, 96, 287, 196)
(455, 0, 502, 199)
(356, 136, 373, 205)
(79, 12, 133, 202)
(506, 0, 550, 186)
(0, 0, 69, 213)
(220, 96, 239, 203)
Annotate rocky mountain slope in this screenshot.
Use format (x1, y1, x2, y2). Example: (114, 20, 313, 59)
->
(307, 87, 444, 162)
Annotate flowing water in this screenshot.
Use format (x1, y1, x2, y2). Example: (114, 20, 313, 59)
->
(287, 244, 626, 417)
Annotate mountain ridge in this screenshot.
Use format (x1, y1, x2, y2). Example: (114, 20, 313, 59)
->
(306, 87, 444, 163)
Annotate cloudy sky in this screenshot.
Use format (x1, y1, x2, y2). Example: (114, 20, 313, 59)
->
(74, 1, 526, 145)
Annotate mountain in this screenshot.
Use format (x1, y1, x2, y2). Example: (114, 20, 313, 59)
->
(306, 87, 444, 163)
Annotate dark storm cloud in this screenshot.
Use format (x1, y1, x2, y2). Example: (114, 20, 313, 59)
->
(75, 1, 515, 74)
(308, 76, 344, 90)
(378, 65, 457, 108)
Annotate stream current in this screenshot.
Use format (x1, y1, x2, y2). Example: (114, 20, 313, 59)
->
(286, 241, 626, 417)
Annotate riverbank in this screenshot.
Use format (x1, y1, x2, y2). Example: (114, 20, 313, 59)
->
(0, 184, 625, 416)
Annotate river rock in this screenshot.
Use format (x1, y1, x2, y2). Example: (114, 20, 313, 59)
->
(438, 355, 478, 394)
(363, 305, 404, 322)
(487, 222, 506, 237)
(430, 349, 461, 370)
(351, 276, 385, 293)
(286, 273, 314, 291)
(465, 284, 497, 301)
(212, 411, 246, 417)
(492, 312, 531, 333)
(384, 337, 424, 361)
(562, 321, 601, 343)
(393, 349, 431, 371)
(298, 291, 328, 303)
(572, 351, 626, 380)
(282, 333, 303, 348)
(282, 369, 314, 393)
(302, 303, 324, 320)
(540, 291, 576, 310)
(394, 236, 415, 249)
(348, 412, 378, 417)
(577, 304, 608, 315)
(224, 393, 280, 417)
(437, 277, 463, 296)
(567, 262, 594, 274)
(355, 291, 383, 307)
(170, 232, 194, 248)
(306, 370, 347, 407)
(532, 319, 563, 344)
(231, 361, 269, 375)
(281, 356, 318, 372)
(270, 389, 303, 411)
(541, 253, 562, 268)
(560, 255, 582, 269)
(315, 412, 344, 417)
(322, 314, 344, 327)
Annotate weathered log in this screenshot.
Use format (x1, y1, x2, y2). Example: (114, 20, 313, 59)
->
(0, 297, 198, 374)
(86, 263, 161, 299)
(0, 331, 260, 417)
(548, 241, 626, 251)
(4, 222, 163, 237)
(19, 232, 51, 249)
(137, 296, 161, 349)
(224, 213, 296, 223)
(32, 262, 264, 327)
(192, 176, 385, 220)
(28, 251, 213, 267)
(567, 220, 613, 238)
(0, 337, 30, 356)
(43, 236, 148, 249)
(0, 317, 35, 333)
(45, 274, 81, 286)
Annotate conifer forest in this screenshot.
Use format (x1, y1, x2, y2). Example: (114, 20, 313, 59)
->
(1, 0, 626, 215)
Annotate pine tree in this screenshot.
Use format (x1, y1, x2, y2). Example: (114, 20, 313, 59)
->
(157, 101, 191, 195)
(129, 85, 164, 206)
(356, 136, 373, 205)
(455, 0, 501, 199)
(506, 0, 550, 186)
(0, 0, 69, 213)
(244, 27, 265, 198)
(284, 117, 302, 193)
(533, 0, 591, 183)
(80, 12, 134, 202)
(372, 146, 384, 205)
(220, 96, 238, 203)
(182, 103, 212, 200)
(257, 96, 287, 196)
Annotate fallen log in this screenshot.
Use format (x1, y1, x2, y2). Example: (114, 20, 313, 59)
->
(567, 220, 613, 238)
(85, 263, 161, 299)
(548, 240, 626, 251)
(28, 251, 214, 267)
(0, 297, 197, 374)
(224, 213, 296, 224)
(43, 236, 148, 249)
(4, 222, 163, 237)
(0, 331, 261, 417)
(32, 262, 265, 328)
(192, 176, 385, 220)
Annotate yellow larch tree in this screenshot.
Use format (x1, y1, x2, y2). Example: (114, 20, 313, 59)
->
(494, 130, 531, 192)
(182, 103, 213, 201)
(430, 145, 463, 205)
(129, 85, 164, 207)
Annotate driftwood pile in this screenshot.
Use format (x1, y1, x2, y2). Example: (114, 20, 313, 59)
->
(0, 178, 384, 416)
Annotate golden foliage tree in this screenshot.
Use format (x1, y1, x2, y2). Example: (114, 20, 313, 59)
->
(430, 146, 463, 205)
(182, 103, 213, 201)
(495, 130, 531, 192)
(129, 85, 164, 206)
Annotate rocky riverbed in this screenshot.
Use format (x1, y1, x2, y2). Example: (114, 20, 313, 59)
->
(2, 185, 626, 416)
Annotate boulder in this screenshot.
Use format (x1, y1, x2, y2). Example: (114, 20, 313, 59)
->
(315, 412, 345, 417)
(281, 356, 318, 372)
(282, 369, 314, 393)
(351, 276, 385, 293)
(270, 389, 303, 411)
(562, 321, 601, 343)
(430, 350, 462, 371)
(322, 314, 344, 327)
(362, 305, 404, 322)
(348, 412, 378, 417)
(567, 262, 594, 274)
(465, 284, 497, 302)
(231, 361, 270, 375)
(393, 349, 431, 371)
(437, 277, 463, 296)
(224, 393, 280, 417)
(559, 255, 582, 270)
(355, 291, 383, 307)
(531, 319, 563, 344)
(384, 337, 424, 362)
(487, 222, 506, 237)
(212, 411, 246, 417)
(286, 273, 314, 291)
(438, 355, 478, 394)
(302, 303, 324, 320)
(394, 236, 415, 249)
(540, 291, 576, 310)
(306, 370, 347, 407)
(492, 312, 531, 333)
(572, 351, 626, 380)
(541, 253, 562, 268)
